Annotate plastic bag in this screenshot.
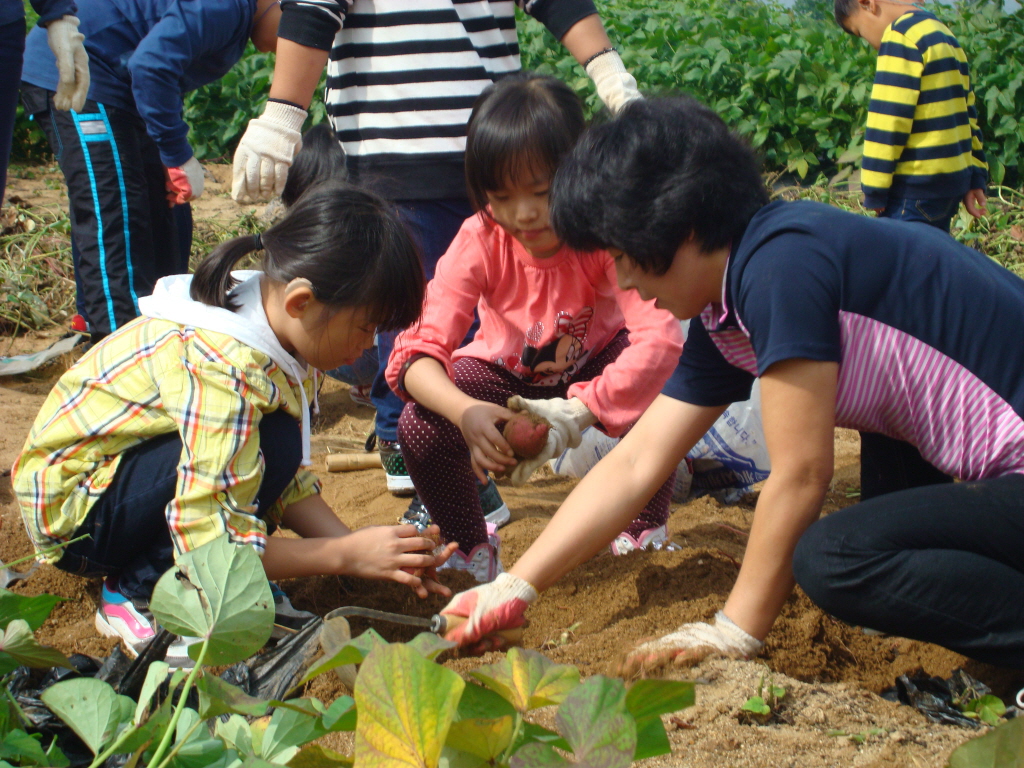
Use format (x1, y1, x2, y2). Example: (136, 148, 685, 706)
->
(550, 384, 770, 505)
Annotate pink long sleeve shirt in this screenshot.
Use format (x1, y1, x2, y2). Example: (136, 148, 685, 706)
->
(386, 214, 684, 436)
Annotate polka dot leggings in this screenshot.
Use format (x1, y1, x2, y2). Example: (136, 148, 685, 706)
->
(397, 331, 675, 552)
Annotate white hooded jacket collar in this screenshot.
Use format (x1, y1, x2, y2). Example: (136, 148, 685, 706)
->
(138, 271, 315, 466)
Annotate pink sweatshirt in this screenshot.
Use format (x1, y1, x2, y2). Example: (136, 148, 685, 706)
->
(387, 214, 684, 436)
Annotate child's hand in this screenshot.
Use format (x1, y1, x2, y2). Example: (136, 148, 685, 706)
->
(458, 401, 518, 483)
(337, 524, 459, 599)
(963, 188, 987, 218)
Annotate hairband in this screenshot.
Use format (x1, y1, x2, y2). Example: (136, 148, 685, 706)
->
(253, 232, 263, 251)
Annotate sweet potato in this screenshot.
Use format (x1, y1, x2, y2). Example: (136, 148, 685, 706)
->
(502, 410, 551, 460)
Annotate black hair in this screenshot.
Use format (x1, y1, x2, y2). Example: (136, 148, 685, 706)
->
(281, 123, 347, 207)
(464, 71, 586, 214)
(833, 0, 860, 27)
(549, 96, 769, 275)
(191, 181, 424, 332)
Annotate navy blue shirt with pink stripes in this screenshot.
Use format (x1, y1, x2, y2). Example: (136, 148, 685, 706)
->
(663, 200, 1024, 482)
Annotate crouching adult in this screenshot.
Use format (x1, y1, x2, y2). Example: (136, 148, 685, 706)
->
(437, 95, 1024, 672)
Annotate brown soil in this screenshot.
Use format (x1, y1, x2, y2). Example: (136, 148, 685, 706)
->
(3, 166, 1021, 766)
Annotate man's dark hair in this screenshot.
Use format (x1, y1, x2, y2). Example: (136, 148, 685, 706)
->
(549, 96, 768, 274)
(833, 0, 860, 28)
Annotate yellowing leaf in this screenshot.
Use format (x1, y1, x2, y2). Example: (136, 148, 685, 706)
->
(354, 643, 464, 768)
(445, 716, 514, 762)
(469, 647, 579, 713)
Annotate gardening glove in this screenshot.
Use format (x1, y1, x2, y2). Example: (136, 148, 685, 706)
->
(507, 396, 596, 486)
(46, 16, 90, 112)
(441, 572, 538, 649)
(585, 49, 640, 114)
(165, 156, 205, 205)
(231, 101, 307, 203)
(617, 611, 763, 677)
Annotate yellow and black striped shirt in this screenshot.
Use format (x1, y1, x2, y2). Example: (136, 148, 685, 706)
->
(861, 10, 987, 208)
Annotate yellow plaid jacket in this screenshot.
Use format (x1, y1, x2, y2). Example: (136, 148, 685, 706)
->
(13, 316, 321, 563)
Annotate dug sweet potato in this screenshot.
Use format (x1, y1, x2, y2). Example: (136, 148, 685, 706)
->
(502, 410, 551, 460)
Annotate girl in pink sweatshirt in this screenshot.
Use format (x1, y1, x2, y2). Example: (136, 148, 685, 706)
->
(386, 72, 684, 582)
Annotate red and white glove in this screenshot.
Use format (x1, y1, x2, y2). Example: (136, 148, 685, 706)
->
(231, 101, 307, 203)
(46, 15, 90, 112)
(585, 49, 641, 114)
(165, 156, 205, 205)
(441, 572, 538, 647)
(617, 611, 763, 677)
(507, 396, 596, 486)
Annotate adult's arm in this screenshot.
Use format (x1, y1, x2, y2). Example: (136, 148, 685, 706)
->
(512, 394, 725, 591)
(721, 358, 837, 639)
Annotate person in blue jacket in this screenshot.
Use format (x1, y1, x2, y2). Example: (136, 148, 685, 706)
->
(19, 0, 282, 342)
(1, 0, 88, 205)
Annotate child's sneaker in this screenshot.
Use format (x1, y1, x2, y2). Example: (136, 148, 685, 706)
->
(398, 482, 511, 530)
(610, 524, 677, 556)
(95, 578, 198, 667)
(439, 524, 503, 583)
(269, 582, 317, 639)
(349, 384, 373, 408)
(378, 438, 416, 496)
(69, 314, 89, 334)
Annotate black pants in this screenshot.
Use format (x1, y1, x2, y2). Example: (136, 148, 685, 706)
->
(21, 83, 191, 339)
(859, 432, 953, 500)
(0, 17, 26, 205)
(794, 473, 1024, 668)
(55, 409, 302, 603)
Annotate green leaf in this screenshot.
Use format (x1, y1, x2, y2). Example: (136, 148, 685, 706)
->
(518, 723, 570, 753)
(322, 696, 356, 733)
(135, 661, 170, 725)
(287, 744, 354, 768)
(151, 533, 274, 665)
(741, 696, 771, 715)
(469, 647, 580, 712)
(261, 701, 327, 763)
(455, 683, 515, 722)
(0, 590, 64, 631)
(215, 715, 254, 755)
(354, 642, 465, 768)
(407, 633, 456, 661)
(170, 708, 226, 768)
(302, 628, 386, 685)
(445, 716, 514, 763)
(963, 695, 1007, 727)
(0, 619, 73, 670)
(0, 730, 48, 766)
(633, 716, 672, 762)
(196, 674, 270, 720)
(947, 716, 1024, 767)
(624, 679, 696, 721)
(553, 676, 636, 768)
(508, 743, 567, 768)
(40, 678, 134, 755)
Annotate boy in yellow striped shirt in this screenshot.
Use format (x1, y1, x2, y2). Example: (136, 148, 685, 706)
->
(835, 0, 987, 232)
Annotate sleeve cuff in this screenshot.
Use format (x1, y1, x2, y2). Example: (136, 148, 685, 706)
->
(527, 0, 598, 40)
(278, 6, 338, 51)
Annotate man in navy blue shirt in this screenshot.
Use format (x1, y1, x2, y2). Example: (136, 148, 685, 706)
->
(1, 0, 88, 205)
(19, 0, 282, 341)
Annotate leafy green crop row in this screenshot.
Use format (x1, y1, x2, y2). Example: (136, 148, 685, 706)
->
(11, 0, 1024, 181)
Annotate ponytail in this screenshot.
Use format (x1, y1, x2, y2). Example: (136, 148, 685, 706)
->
(190, 232, 263, 310)
(189, 182, 424, 331)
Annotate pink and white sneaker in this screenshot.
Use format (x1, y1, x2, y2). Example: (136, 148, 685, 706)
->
(610, 524, 678, 556)
(439, 523, 503, 583)
(95, 578, 197, 667)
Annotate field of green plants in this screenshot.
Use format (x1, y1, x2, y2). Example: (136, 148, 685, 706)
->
(12, 0, 1024, 183)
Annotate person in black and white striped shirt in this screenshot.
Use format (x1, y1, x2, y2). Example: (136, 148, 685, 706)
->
(231, 0, 639, 534)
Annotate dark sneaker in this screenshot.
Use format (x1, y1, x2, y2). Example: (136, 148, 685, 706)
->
(378, 438, 415, 495)
(397, 481, 511, 530)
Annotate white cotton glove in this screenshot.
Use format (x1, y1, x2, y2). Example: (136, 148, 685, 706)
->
(165, 156, 205, 205)
(231, 101, 307, 203)
(617, 611, 763, 677)
(585, 49, 641, 114)
(507, 396, 597, 486)
(440, 572, 538, 649)
(46, 16, 90, 112)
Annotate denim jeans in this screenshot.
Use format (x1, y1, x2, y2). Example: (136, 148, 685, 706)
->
(326, 345, 379, 388)
(880, 196, 961, 233)
(794, 473, 1024, 668)
(371, 198, 476, 441)
(55, 408, 302, 602)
